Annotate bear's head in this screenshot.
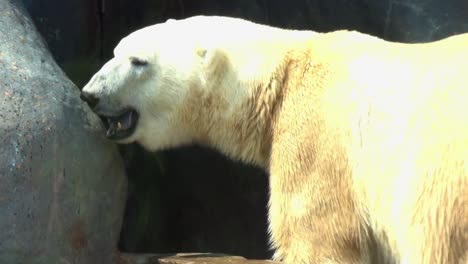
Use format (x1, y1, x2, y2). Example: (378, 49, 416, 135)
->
(80, 17, 222, 150)
(81, 16, 290, 154)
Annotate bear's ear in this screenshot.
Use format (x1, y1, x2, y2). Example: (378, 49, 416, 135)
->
(196, 47, 208, 59)
(165, 18, 176, 23)
(195, 46, 228, 74)
(195, 39, 228, 68)
(195, 45, 224, 65)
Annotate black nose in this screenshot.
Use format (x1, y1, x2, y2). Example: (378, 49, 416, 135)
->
(80, 91, 100, 109)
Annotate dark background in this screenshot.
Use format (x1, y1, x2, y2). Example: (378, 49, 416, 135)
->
(22, 0, 468, 259)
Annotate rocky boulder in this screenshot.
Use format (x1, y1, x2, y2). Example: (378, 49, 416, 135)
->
(0, 1, 127, 263)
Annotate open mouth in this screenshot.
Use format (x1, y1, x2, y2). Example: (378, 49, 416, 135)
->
(98, 109, 139, 140)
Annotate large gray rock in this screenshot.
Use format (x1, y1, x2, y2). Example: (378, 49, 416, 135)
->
(0, 1, 127, 263)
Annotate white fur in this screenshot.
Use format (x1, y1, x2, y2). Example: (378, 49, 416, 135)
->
(82, 16, 468, 264)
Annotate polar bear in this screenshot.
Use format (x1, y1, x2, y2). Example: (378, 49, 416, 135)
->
(80, 16, 468, 264)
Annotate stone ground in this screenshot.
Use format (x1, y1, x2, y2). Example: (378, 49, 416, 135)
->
(118, 253, 280, 264)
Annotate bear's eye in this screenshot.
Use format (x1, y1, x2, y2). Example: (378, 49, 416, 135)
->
(130, 57, 148, 66)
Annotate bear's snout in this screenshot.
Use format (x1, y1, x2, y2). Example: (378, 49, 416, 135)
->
(80, 90, 100, 109)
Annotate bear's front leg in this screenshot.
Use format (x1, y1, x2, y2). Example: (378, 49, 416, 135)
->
(267, 137, 371, 264)
(267, 171, 370, 264)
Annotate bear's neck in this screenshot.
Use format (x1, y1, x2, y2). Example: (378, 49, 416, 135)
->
(185, 31, 312, 169)
(193, 72, 287, 169)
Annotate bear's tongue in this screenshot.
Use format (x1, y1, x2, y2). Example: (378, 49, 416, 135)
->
(106, 111, 133, 138)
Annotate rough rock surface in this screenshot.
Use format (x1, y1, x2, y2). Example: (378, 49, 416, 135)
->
(0, 1, 127, 263)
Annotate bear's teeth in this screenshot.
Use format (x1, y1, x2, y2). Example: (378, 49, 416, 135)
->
(106, 117, 117, 137)
(118, 111, 133, 130)
(106, 126, 116, 138)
